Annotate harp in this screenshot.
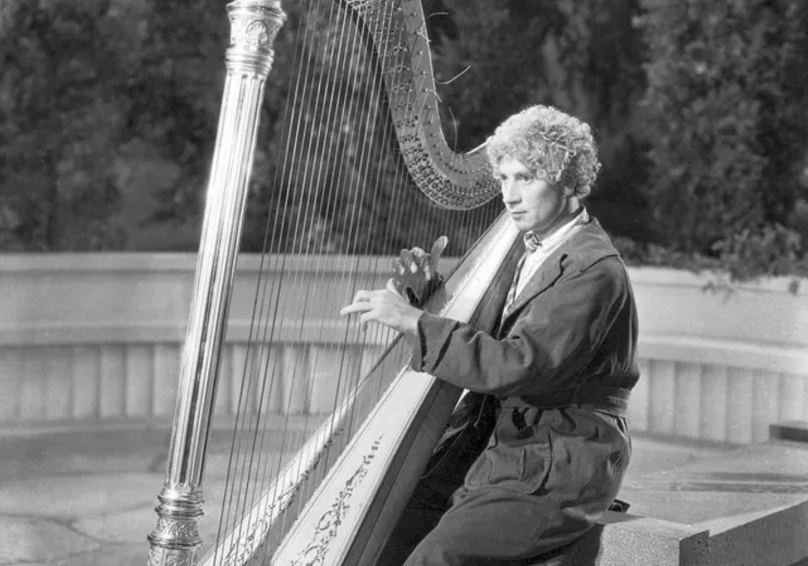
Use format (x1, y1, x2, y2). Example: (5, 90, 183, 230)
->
(147, 1, 520, 564)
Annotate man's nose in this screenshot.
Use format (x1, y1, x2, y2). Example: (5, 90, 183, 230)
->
(501, 180, 519, 205)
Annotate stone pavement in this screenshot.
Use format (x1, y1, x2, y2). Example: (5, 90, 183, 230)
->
(0, 422, 735, 566)
(0, 422, 239, 566)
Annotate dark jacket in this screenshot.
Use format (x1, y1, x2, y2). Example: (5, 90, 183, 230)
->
(411, 216, 639, 506)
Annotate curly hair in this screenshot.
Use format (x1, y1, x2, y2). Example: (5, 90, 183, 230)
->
(485, 105, 601, 199)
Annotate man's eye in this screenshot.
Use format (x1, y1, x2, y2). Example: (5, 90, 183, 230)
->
(517, 175, 533, 183)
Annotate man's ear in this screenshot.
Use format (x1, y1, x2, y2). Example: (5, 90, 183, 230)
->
(558, 167, 577, 197)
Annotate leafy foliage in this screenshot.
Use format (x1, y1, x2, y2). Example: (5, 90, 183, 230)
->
(0, 0, 806, 282)
(0, 0, 136, 249)
(636, 0, 808, 279)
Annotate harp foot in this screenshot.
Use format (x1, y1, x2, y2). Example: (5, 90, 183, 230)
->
(148, 488, 205, 566)
(147, 547, 198, 566)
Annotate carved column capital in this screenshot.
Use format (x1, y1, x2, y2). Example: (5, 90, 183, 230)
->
(226, 0, 287, 77)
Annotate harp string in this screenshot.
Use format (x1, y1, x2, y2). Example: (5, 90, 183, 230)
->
(219, 0, 389, 552)
(345, 1, 428, 427)
(273, 0, 400, 529)
(214, 0, 329, 560)
(259, 3, 377, 551)
(277, 0, 375, 530)
(253, 0, 345, 531)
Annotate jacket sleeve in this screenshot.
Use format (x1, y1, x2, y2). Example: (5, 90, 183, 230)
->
(410, 258, 628, 397)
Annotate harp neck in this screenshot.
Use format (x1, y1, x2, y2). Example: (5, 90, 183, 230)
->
(343, 0, 499, 210)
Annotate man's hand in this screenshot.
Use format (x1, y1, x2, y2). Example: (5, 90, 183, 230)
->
(340, 279, 422, 336)
(391, 236, 448, 306)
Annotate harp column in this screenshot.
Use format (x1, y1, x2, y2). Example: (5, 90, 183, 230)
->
(148, 2, 286, 565)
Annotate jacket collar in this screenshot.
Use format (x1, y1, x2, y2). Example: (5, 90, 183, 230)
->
(503, 217, 619, 319)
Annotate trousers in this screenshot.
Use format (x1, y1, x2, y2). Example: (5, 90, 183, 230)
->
(376, 394, 631, 566)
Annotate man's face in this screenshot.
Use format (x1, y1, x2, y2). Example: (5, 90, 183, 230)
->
(495, 156, 569, 235)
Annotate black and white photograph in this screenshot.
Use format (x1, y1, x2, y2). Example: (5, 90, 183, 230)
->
(1, 1, 807, 565)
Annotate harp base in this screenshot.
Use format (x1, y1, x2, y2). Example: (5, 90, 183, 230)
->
(148, 488, 205, 566)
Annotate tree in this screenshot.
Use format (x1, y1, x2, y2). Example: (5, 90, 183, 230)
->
(638, 0, 808, 276)
(0, 0, 148, 250)
(3, 0, 805, 281)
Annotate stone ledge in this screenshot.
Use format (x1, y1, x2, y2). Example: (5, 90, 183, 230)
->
(558, 513, 709, 566)
(706, 498, 808, 566)
(546, 440, 808, 565)
(770, 421, 808, 444)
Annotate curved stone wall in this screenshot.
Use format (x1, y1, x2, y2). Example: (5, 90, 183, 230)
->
(2, 253, 806, 444)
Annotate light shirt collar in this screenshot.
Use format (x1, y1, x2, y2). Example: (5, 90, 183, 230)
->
(523, 207, 589, 254)
(514, 207, 589, 297)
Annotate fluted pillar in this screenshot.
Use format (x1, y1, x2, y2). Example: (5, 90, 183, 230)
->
(148, 2, 286, 565)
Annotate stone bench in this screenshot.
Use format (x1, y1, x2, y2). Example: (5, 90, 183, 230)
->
(544, 422, 808, 566)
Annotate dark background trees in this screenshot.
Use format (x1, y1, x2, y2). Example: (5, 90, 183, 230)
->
(1, 0, 806, 279)
(637, 0, 808, 279)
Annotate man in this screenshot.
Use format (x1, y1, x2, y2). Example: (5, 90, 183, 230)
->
(341, 105, 639, 565)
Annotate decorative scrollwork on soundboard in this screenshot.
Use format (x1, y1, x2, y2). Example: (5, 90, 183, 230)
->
(288, 436, 383, 566)
(214, 427, 351, 566)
